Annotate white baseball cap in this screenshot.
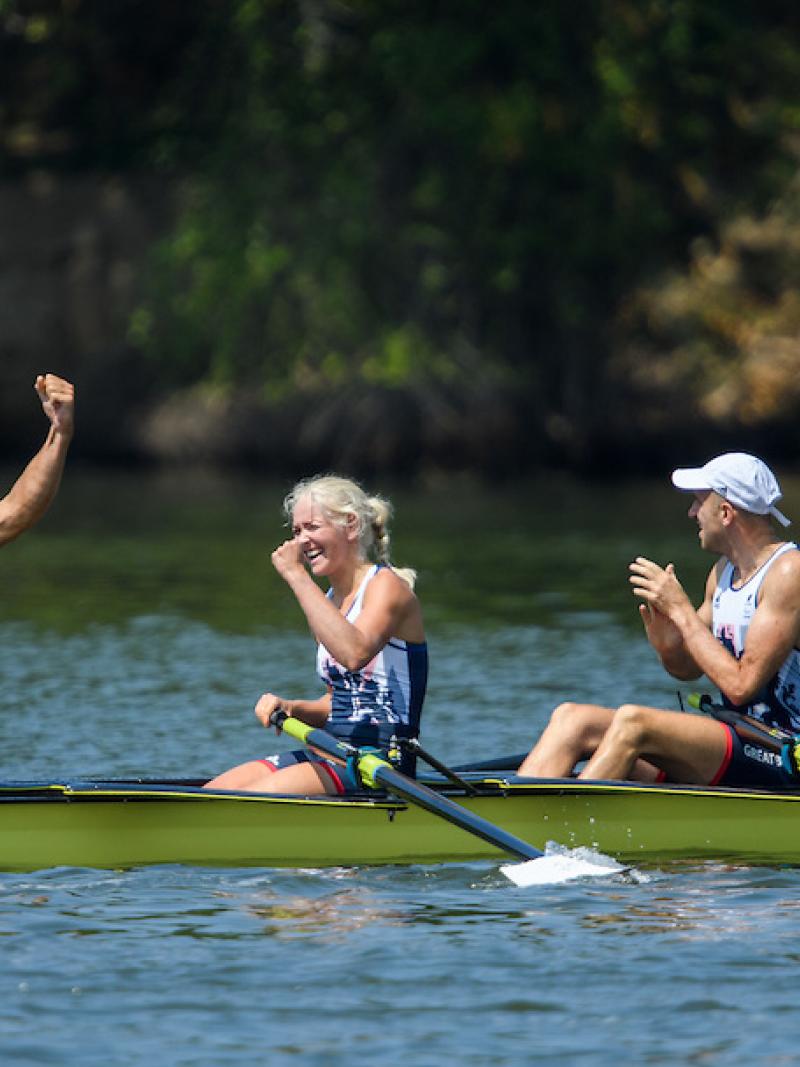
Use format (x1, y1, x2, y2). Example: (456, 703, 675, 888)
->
(671, 452, 790, 526)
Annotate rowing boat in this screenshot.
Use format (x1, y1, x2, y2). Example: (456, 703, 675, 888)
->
(2, 772, 800, 872)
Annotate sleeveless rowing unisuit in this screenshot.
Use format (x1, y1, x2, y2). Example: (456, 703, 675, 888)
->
(713, 541, 800, 732)
(317, 564, 428, 773)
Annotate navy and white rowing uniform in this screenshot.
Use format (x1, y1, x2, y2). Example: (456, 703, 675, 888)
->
(262, 563, 428, 792)
(710, 541, 800, 789)
(712, 541, 800, 732)
(317, 563, 428, 773)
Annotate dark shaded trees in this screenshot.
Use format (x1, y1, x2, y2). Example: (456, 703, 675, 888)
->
(3, 1, 800, 473)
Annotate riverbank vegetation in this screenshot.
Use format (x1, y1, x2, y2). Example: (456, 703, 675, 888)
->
(2, 1, 799, 476)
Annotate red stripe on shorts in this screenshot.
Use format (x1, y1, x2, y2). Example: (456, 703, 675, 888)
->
(317, 761, 346, 795)
(709, 723, 734, 786)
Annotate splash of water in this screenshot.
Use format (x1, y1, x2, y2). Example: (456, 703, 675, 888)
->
(500, 841, 636, 887)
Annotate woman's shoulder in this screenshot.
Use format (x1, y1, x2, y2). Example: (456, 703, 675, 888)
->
(368, 565, 425, 642)
(368, 563, 417, 599)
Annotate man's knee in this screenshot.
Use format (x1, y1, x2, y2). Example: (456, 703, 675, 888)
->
(550, 702, 604, 746)
(551, 701, 578, 724)
(550, 702, 585, 736)
(611, 703, 652, 745)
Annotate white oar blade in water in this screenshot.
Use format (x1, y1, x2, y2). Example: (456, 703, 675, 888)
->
(501, 843, 628, 887)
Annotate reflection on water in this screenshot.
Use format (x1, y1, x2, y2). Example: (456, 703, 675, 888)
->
(246, 888, 411, 940)
(581, 866, 800, 941)
(2, 470, 800, 1065)
(1, 851, 800, 1065)
(582, 900, 728, 937)
(0, 466, 758, 632)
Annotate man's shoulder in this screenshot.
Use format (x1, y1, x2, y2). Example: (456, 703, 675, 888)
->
(760, 544, 800, 598)
(767, 542, 800, 571)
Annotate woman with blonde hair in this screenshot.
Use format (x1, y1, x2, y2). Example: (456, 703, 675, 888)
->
(205, 474, 427, 794)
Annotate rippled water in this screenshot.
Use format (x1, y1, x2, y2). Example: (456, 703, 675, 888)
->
(1, 470, 799, 1066)
(2, 857, 799, 1066)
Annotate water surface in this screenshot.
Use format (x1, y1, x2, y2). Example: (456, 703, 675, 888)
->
(0, 469, 798, 1066)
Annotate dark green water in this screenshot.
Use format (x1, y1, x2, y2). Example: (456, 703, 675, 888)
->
(2, 466, 720, 631)
(1, 468, 799, 1066)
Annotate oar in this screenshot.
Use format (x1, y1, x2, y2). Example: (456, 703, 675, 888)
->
(270, 711, 629, 886)
(397, 737, 480, 795)
(689, 693, 800, 777)
(688, 693, 791, 751)
(453, 753, 529, 772)
(270, 710, 543, 862)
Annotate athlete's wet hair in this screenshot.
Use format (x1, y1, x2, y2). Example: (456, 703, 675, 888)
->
(284, 474, 417, 588)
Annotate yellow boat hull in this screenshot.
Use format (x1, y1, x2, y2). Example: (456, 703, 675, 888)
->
(2, 775, 800, 871)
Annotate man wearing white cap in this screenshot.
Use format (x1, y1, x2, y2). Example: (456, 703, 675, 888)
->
(518, 452, 800, 790)
(0, 374, 75, 546)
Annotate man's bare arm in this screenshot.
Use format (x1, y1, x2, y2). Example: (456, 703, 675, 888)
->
(672, 554, 800, 705)
(634, 561, 716, 680)
(632, 553, 800, 705)
(0, 374, 75, 546)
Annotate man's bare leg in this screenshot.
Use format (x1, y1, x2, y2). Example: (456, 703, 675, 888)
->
(579, 704, 729, 783)
(518, 702, 663, 781)
(518, 702, 614, 777)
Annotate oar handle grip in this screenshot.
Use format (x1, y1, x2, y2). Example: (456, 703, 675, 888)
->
(269, 708, 288, 730)
(268, 708, 343, 754)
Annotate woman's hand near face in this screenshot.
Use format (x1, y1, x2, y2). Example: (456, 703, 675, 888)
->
(271, 538, 306, 583)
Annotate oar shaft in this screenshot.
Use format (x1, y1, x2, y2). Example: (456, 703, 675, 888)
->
(400, 738, 479, 795)
(367, 759, 542, 861)
(690, 695, 789, 752)
(271, 712, 543, 862)
(715, 709, 784, 752)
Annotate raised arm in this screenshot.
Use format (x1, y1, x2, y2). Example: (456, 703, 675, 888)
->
(631, 553, 800, 704)
(272, 540, 420, 671)
(631, 558, 716, 681)
(0, 374, 75, 546)
(670, 552, 800, 706)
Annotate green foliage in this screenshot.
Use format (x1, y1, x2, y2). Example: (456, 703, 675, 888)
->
(4, 0, 800, 467)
